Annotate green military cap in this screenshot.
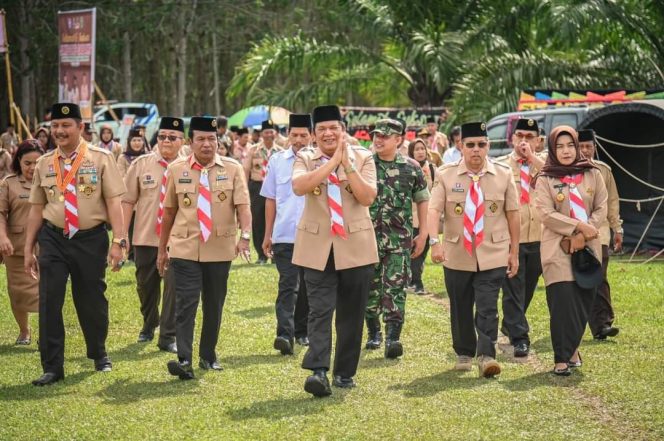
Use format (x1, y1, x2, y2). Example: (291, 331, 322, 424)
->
(371, 118, 404, 136)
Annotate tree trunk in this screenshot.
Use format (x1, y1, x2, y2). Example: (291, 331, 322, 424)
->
(18, 0, 33, 119)
(212, 32, 221, 115)
(175, 0, 197, 116)
(122, 31, 133, 101)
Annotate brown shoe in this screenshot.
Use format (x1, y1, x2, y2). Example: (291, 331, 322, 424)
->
(454, 355, 473, 371)
(478, 355, 501, 378)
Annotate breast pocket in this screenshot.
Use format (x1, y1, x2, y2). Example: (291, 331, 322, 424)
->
(175, 184, 196, 207)
(446, 194, 465, 218)
(40, 177, 57, 202)
(484, 193, 505, 217)
(140, 174, 159, 191)
(212, 181, 233, 204)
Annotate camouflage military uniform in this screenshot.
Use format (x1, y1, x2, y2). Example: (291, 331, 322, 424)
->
(367, 153, 430, 323)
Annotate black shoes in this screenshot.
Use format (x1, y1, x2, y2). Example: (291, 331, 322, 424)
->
(384, 322, 403, 359)
(412, 281, 425, 295)
(365, 318, 382, 350)
(199, 358, 223, 370)
(304, 369, 332, 397)
(513, 342, 530, 358)
(332, 376, 356, 388)
(274, 336, 294, 355)
(94, 356, 113, 372)
(295, 336, 309, 346)
(137, 329, 154, 343)
(167, 360, 194, 380)
(32, 371, 64, 387)
(594, 326, 619, 341)
(158, 342, 178, 353)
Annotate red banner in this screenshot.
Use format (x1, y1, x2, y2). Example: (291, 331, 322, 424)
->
(58, 8, 96, 120)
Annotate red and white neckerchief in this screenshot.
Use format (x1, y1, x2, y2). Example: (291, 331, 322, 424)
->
(191, 161, 213, 242)
(260, 147, 269, 178)
(560, 174, 588, 222)
(155, 158, 169, 236)
(63, 151, 79, 238)
(463, 172, 485, 255)
(320, 156, 347, 239)
(517, 157, 530, 204)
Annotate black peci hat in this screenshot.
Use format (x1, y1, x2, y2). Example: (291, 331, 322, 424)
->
(237, 127, 249, 136)
(189, 116, 217, 133)
(312, 105, 342, 125)
(514, 118, 539, 133)
(159, 116, 184, 133)
(460, 122, 487, 139)
(426, 116, 437, 124)
(261, 120, 276, 131)
(578, 129, 595, 143)
(289, 113, 312, 130)
(572, 246, 603, 289)
(51, 103, 82, 120)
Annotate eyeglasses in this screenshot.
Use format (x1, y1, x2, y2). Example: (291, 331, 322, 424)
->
(157, 134, 182, 142)
(514, 132, 537, 140)
(463, 141, 488, 149)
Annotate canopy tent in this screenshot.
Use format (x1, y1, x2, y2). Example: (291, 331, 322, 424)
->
(579, 100, 664, 253)
(227, 106, 290, 128)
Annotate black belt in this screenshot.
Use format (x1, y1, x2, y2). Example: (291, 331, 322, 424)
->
(43, 220, 106, 237)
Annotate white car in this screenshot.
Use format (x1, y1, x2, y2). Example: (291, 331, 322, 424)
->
(93, 102, 160, 143)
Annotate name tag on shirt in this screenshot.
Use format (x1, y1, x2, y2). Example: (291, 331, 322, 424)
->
(216, 174, 228, 181)
(452, 182, 464, 193)
(179, 178, 192, 183)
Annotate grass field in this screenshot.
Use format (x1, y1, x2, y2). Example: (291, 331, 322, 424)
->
(0, 256, 662, 440)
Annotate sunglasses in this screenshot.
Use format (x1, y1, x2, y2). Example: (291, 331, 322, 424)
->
(463, 141, 488, 149)
(157, 134, 182, 142)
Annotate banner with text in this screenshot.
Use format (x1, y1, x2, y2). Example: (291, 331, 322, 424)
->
(58, 8, 96, 121)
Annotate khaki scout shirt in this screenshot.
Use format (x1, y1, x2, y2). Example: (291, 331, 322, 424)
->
(0, 174, 32, 255)
(292, 146, 379, 271)
(594, 160, 622, 246)
(429, 158, 519, 272)
(495, 151, 545, 243)
(29, 140, 126, 229)
(243, 142, 282, 182)
(116, 153, 141, 178)
(164, 154, 249, 262)
(535, 168, 608, 286)
(123, 151, 175, 247)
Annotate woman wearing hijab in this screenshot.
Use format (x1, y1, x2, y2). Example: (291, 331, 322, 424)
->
(0, 140, 44, 344)
(534, 125, 607, 376)
(117, 129, 147, 177)
(407, 138, 435, 294)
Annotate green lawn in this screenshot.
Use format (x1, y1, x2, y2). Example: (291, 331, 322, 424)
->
(0, 257, 662, 440)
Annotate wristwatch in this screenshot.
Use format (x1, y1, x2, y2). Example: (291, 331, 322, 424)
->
(112, 237, 128, 249)
(429, 237, 440, 246)
(240, 231, 251, 241)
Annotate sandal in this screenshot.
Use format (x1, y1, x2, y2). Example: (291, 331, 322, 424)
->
(552, 365, 571, 376)
(568, 353, 582, 368)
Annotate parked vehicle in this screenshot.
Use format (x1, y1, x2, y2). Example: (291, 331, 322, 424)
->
(93, 102, 160, 143)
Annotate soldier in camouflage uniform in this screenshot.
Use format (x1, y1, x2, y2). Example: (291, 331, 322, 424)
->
(366, 119, 430, 359)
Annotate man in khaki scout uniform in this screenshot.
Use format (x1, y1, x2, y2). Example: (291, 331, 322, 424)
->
(578, 129, 622, 341)
(495, 118, 546, 358)
(122, 117, 185, 353)
(24, 103, 127, 386)
(157, 116, 252, 380)
(292, 105, 378, 397)
(243, 120, 282, 264)
(427, 121, 520, 378)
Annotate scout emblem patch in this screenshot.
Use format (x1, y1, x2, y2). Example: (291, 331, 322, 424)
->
(556, 192, 565, 202)
(183, 194, 192, 206)
(219, 192, 227, 202)
(489, 202, 498, 213)
(454, 203, 463, 215)
(84, 185, 94, 196)
(313, 186, 322, 196)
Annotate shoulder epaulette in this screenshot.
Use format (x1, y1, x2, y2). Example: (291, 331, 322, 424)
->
(594, 159, 611, 171)
(221, 156, 241, 166)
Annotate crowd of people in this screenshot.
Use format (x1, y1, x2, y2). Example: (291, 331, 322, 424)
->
(0, 101, 622, 397)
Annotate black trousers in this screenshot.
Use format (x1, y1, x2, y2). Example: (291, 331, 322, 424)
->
(546, 281, 596, 363)
(249, 180, 267, 261)
(134, 246, 176, 344)
(170, 258, 231, 363)
(444, 266, 506, 358)
(589, 245, 615, 335)
(501, 241, 542, 344)
(302, 250, 373, 378)
(272, 243, 309, 340)
(37, 222, 109, 374)
(410, 227, 430, 286)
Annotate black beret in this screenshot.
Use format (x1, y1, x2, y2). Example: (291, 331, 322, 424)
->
(237, 127, 249, 135)
(426, 116, 437, 124)
(312, 105, 342, 125)
(578, 129, 595, 143)
(51, 103, 81, 120)
(461, 121, 487, 139)
(289, 113, 312, 130)
(514, 118, 539, 133)
(572, 246, 603, 289)
(261, 120, 276, 131)
(84, 122, 92, 131)
(189, 116, 217, 133)
(159, 116, 184, 132)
